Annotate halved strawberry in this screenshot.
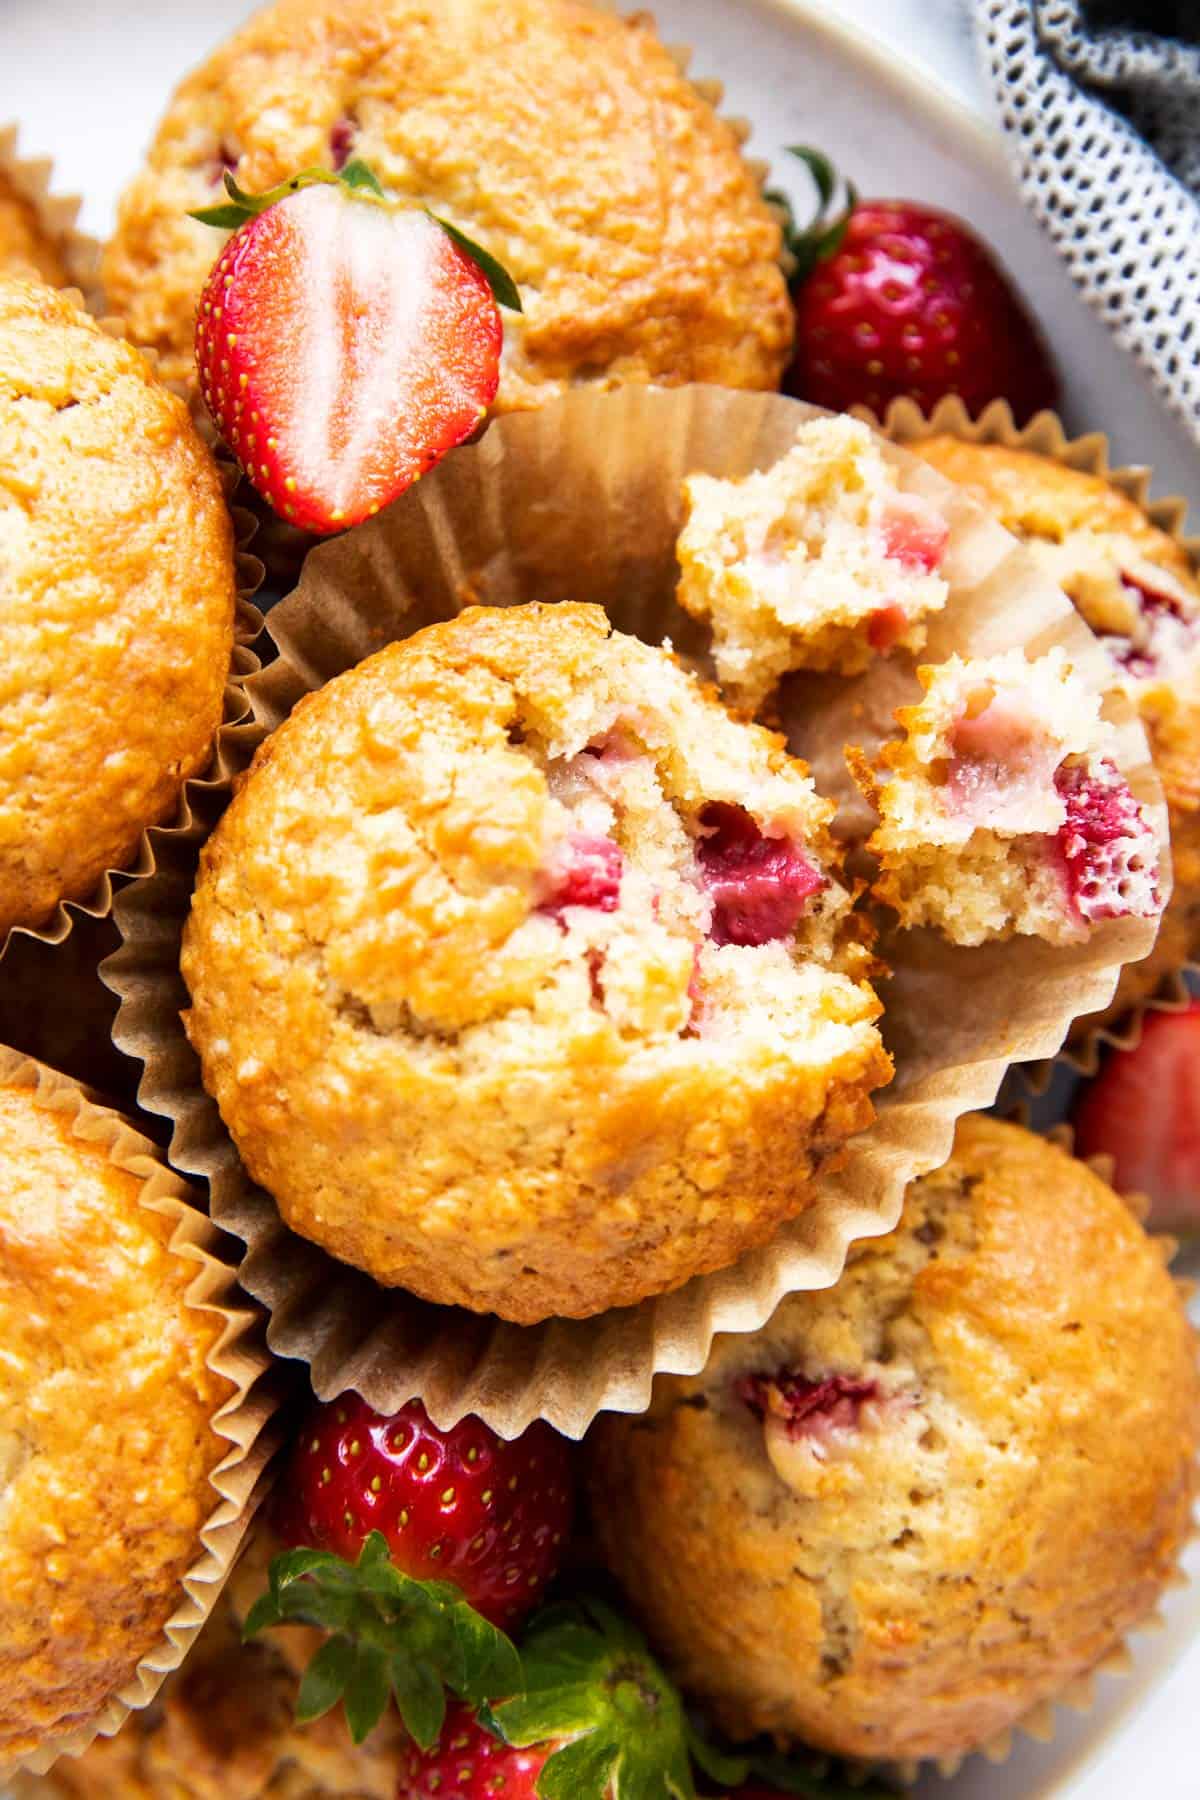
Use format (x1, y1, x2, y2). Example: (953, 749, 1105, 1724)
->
(1073, 1001, 1200, 1234)
(192, 165, 517, 533)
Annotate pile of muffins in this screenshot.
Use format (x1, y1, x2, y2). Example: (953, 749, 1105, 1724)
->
(1, 0, 1199, 1793)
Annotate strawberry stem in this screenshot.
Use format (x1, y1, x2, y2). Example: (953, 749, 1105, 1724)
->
(243, 1532, 523, 1747)
(189, 161, 524, 312)
(767, 144, 859, 283)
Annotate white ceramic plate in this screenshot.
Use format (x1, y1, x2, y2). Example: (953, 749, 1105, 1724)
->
(3, 2, 1198, 1795)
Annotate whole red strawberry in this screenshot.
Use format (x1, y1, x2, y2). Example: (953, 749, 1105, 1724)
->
(398, 1702, 550, 1799)
(777, 149, 1058, 424)
(191, 162, 518, 533)
(1073, 1000, 1200, 1234)
(274, 1392, 574, 1632)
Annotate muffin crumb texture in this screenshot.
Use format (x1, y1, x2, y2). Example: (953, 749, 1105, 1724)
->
(0, 275, 237, 937)
(182, 602, 891, 1324)
(0, 1082, 231, 1770)
(676, 416, 950, 710)
(0, 171, 68, 286)
(913, 435, 1200, 1024)
(859, 645, 1161, 945)
(101, 0, 792, 404)
(587, 1115, 1200, 1764)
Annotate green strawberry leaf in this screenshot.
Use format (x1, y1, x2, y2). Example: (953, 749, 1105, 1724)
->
(683, 1721, 752, 1787)
(789, 145, 837, 212)
(490, 1600, 697, 1800)
(339, 158, 385, 195)
(537, 1732, 619, 1800)
(445, 1594, 525, 1703)
(189, 201, 254, 230)
(295, 1633, 355, 1724)
(429, 214, 524, 313)
(247, 1535, 524, 1747)
(391, 1652, 448, 1750)
(343, 1643, 392, 1744)
(771, 145, 859, 283)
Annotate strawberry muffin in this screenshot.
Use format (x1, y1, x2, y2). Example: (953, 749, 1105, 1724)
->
(17, 1536, 404, 1799)
(182, 603, 891, 1324)
(587, 1115, 1200, 1765)
(915, 436, 1200, 1023)
(0, 171, 68, 285)
(0, 1075, 234, 1770)
(102, 0, 792, 406)
(676, 416, 951, 710)
(0, 277, 237, 938)
(852, 646, 1162, 946)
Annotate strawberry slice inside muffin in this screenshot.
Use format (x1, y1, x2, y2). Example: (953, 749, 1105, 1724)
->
(696, 802, 826, 947)
(856, 646, 1162, 946)
(675, 414, 950, 710)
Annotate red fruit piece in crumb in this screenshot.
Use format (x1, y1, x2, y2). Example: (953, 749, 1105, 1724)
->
(1074, 1002, 1200, 1236)
(697, 802, 824, 947)
(194, 174, 507, 535)
(398, 1703, 550, 1800)
(880, 499, 949, 573)
(538, 833, 623, 918)
(738, 1370, 880, 1440)
(273, 1393, 574, 1632)
(867, 603, 909, 653)
(1054, 758, 1159, 925)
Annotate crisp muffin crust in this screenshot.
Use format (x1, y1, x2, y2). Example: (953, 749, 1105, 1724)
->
(588, 1116, 1200, 1764)
(0, 1081, 232, 1768)
(101, 0, 792, 403)
(182, 602, 890, 1323)
(915, 437, 1200, 1024)
(0, 276, 237, 936)
(17, 1537, 403, 1800)
(0, 173, 68, 286)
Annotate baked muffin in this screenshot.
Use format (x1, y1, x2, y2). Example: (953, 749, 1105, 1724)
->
(587, 1115, 1200, 1765)
(0, 1076, 234, 1768)
(0, 276, 237, 937)
(851, 646, 1162, 946)
(182, 602, 891, 1324)
(102, 0, 792, 405)
(676, 416, 950, 710)
(0, 171, 69, 285)
(914, 436, 1200, 1022)
(17, 1535, 403, 1799)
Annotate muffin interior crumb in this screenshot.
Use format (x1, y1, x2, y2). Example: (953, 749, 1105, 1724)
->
(676, 415, 950, 707)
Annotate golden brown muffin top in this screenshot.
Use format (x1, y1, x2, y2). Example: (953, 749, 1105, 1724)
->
(0, 1081, 233, 1769)
(101, 0, 792, 400)
(0, 172, 69, 286)
(588, 1116, 1200, 1763)
(20, 1573, 402, 1800)
(182, 601, 888, 1321)
(0, 276, 237, 937)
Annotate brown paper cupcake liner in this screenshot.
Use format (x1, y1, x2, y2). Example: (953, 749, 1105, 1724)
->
(865, 394, 1200, 1089)
(0, 1048, 283, 1781)
(104, 384, 1167, 1439)
(0, 125, 102, 307)
(0, 382, 265, 1094)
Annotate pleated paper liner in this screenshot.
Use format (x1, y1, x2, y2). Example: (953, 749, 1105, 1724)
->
(0, 391, 265, 1101)
(0, 124, 101, 305)
(105, 384, 1167, 1440)
(0, 1048, 283, 1781)
(864, 394, 1200, 1087)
